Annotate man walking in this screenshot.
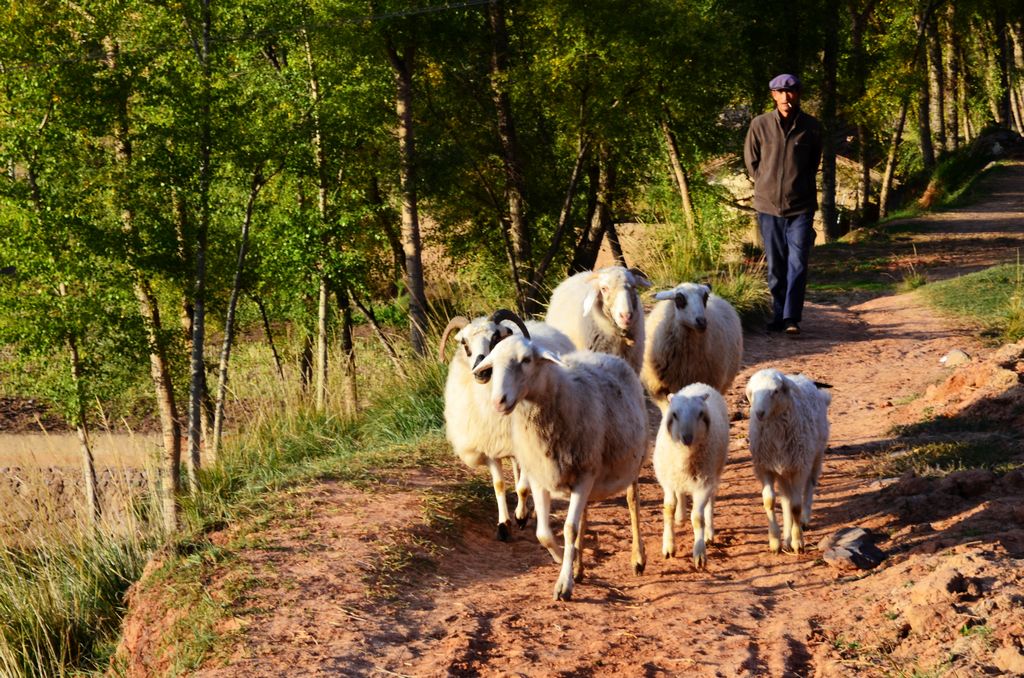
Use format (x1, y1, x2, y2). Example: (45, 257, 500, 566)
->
(744, 73, 823, 335)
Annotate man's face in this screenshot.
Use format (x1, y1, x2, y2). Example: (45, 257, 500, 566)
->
(771, 88, 800, 117)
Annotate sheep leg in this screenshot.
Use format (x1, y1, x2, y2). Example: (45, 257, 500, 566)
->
(786, 477, 806, 553)
(801, 449, 825, 529)
(512, 458, 531, 529)
(691, 487, 712, 569)
(555, 478, 593, 602)
(573, 507, 588, 583)
(627, 481, 646, 575)
(530, 479, 561, 564)
(704, 494, 716, 545)
(673, 494, 685, 525)
(662, 491, 676, 559)
(487, 458, 513, 541)
(778, 478, 804, 554)
(760, 476, 781, 554)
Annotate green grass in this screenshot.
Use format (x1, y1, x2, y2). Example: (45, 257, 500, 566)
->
(869, 438, 1022, 478)
(917, 262, 1024, 342)
(0, 518, 157, 678)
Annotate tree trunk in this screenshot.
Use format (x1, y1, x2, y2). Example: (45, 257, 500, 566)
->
(212, 169, 265, 458)
(300, 325, 314, 392)
(570, 150, 614, 273)
(368, 175, 404, 295)
(135, 277, 182, 536)
(948, 8, 961, 150)
(186, 0, 213, 487)
(994, 9, 1012, 127)
(315, 277, 329, 412)
(605, 222, 626, 266)
(660, 119, 696, 237)
(249, 292, 285, 381)
(820, 0, 840, 241)
(302, 26, 332, 412)
(850, 1, 878, 224)
(488, 0, 538, 316)
(59, 284, 100, 525)
(352, 293, 407, 378)
(105, 36, 180, 534)
(533, 137, 589, 292)
(385, 39, 429, 356)
(927, 12, 946, 154)
(879, 101, 909, 218)
(337, 286, 358, 417)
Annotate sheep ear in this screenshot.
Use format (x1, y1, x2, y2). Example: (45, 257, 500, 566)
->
(701, 286, 711, 304)
(581, 286, 599, 316)
(629, 268, 653, 288)
(654, 289, 677, 301)
(704, 282, 713, 293)
(700, 392, 710, 402)
(538, 349, 567, 367)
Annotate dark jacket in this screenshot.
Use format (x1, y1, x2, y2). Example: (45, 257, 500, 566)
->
(744, 108, 822, 217)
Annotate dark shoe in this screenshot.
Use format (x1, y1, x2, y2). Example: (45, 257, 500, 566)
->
(766, 320, 785, 332)
(785, 320, 801, 335)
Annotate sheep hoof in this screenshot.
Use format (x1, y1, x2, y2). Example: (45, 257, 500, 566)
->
(693, 554, 707, 570)
(769, 538, 781, 554)
(634, 561, 646, 576)
(554, 579, 573, 601)
(663, 550, 673, 560)
(516, 513, 530, 529)
(496, 521, 511, 541)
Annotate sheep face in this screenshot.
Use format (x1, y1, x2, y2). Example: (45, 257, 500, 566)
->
(746, 369, 790, 421)
(473, 336, 563, 415)
(456, 320, 514, 383)
(654, 283, 711, 332)
(582, 267, 650, 333)
(664, 390, 711, 446)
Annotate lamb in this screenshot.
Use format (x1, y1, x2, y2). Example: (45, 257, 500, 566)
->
(642, 282, 743, 411)
(473, 335, 648, 601)
(652, 383, 730, 569)
(544, 266, 651, 373)
(745, 368, 832, 554)
(439, 310, 574, 540)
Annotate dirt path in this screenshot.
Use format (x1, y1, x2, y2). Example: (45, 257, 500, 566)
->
(123, 164, 1024, 677)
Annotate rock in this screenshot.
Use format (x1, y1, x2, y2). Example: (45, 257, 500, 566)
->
(818, 527, 887, 571)
(998, 468, 1024, 492)
(893, 470, 932, 497)
(993, 646, 1024, 674)
(903, 604, 945, 634)
(940, 349, 972, 366)
(909, 566, 978, 607)
(937, 469, 997, 498)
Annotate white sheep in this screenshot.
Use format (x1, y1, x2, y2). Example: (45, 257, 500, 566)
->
(439, 310, 575, 540)
(652, 383, 730, 569)
(642, 282, 743, 411)
(545, 266, 651, 373)
(473, 335, 648, 601)
(745, 368, 831, 554)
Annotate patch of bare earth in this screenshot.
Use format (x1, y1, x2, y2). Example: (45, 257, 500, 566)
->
(119, 165, 1024, 676)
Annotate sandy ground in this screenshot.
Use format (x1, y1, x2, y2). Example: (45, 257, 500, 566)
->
(119, 164, 1024, 677)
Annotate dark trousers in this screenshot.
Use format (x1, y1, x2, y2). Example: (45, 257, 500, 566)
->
(758, 211, 816, 324)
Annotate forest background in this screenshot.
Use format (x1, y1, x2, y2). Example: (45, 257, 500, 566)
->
(1, 0, 1023, 673)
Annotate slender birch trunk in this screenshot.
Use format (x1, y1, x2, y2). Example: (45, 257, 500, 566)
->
(187, 0, 213, 487)
(660, 119, 696, 237)
(212, 169, 265, 457)
(879, 101, 908, 218)
(337, 286, 358, 417)
(533, 136, 589, 290)
(248, 292, 285, 381)
(385, 38, 429, 356)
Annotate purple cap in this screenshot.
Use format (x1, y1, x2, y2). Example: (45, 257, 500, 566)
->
(769, 73, 801, 91)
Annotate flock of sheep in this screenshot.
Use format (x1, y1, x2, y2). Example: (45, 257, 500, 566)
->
(439, 266, 832, 601)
